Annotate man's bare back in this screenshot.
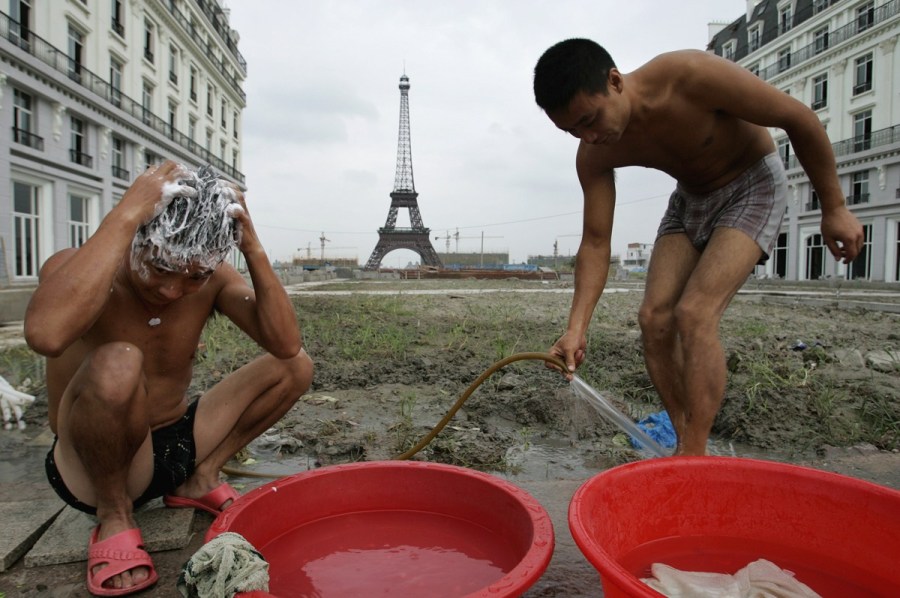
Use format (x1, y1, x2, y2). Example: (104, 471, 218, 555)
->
(553, 50, 780, 193)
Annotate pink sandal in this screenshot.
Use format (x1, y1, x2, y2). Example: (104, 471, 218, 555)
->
(164, 482, 240, 515)
(86, 527, 158, 596)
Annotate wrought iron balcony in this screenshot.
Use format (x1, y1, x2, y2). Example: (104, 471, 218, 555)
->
(111, 165, 130, 180)
(69, 149, 93, 167)
(12, 127, 44, 150)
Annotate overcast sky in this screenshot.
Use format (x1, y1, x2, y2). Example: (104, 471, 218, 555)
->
(224, 1, 746, 267)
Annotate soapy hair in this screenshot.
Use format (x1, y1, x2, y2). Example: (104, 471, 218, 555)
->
(131, 165, 241, 272)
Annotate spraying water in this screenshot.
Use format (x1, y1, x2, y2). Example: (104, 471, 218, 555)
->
(570, 375, 669, 458)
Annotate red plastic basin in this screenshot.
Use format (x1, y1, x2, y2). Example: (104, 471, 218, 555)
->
(208, 460, 554, 597)
(569, 456, 900, 597)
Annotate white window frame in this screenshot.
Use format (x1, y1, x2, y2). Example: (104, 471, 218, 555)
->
(10, 171, 53, 281)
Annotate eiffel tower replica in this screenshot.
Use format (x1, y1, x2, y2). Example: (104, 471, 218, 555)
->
(364, 74, 442, 270)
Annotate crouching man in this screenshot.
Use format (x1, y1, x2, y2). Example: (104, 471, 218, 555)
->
(25, 161, 313, 596)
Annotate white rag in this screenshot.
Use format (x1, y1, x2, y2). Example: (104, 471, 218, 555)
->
(0, 375, 35, 430)
(641, 558, 822, 598)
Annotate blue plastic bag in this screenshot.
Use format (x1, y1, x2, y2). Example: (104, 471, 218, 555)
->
(630, 410, 677, 450)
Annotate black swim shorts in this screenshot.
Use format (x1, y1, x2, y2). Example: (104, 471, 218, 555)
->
(45, 400, 199, 515)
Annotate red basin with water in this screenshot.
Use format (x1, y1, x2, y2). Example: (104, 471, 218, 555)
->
(569, 456, 900, 597)
(207, 460, 554, 597)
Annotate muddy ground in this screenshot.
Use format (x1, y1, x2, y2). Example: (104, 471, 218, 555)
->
(1, 277, 899, 596)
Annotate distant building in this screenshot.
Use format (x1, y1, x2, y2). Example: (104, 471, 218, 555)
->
(1, 0, 246, 286)
(440, 251, 510, 269)
(622, 242, 653, 271)
(708, 0, 900, 282)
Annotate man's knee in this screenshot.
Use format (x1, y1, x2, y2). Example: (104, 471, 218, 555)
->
(638, 302, 674, 344)
(673, 299, 719, 341)
(79, 342, 145, 408)
(278, 349, 313, 403)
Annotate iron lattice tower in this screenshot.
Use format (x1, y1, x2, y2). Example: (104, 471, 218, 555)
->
(364, 74, 442, 270)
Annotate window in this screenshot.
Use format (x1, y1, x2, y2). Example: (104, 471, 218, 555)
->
(206, 84, 214, 117)
(846, 224, 872, 280)
(748, 63, 760, 77)
(142, 81, 153, 125)
(814, 0, 829, 13)
(220, 98, 227, 129)
(144, 149, 157, 170)
(808, 189, 820, 211)
(779, 4, 792, 34)
(110, 58, 123, 107)
(853, 110, 872, 151)
(853, 53, 873, 95)
(777, 137, 791, 169)
(10, 0, 33, 50)
(144, 20, 155, 62)
(13, 88, 42, 150)
(777, 47, 791, 73)
(814, 27, 829, 54)
(805, 234, 826, 280)
(232, 148, 238, 169)
(190, 66, 198, 102)
(206, 129, 213, 153)
(812, 73, 827, 110)
(857, 1, 875, 32)
(68, 194, 91, 248)
(723, 41, 736, 61)
(169, 44, 179, 85)
(70, 117, 92, 167)
(12, 181, 41, 279)
(167, 101, 177, 137)
(111, 0, 124, 36)
(220, 139, 226, 160)
(849, 171, 869, 205)
(111, 135, 128, 179)
(188, 116, 197, 142)
(772, 233, 788, 279)
(896, 222, 900, 282)
(232, 110, 239, 139)
(749, 25, 761, 52)
(67, 24, 84, 82)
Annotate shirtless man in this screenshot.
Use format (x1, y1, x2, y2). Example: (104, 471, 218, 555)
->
(533, 39, 862, 456)
(24, 161, 313, 595)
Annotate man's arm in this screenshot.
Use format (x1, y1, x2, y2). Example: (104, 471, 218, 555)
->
(550, 149, 616, 375)
(679, 50, 863, 262)
(214, 189, 302, 359)
(24, 161, 196, 356)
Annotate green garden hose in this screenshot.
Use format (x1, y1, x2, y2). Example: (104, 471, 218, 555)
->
(395, 352, 567, 460)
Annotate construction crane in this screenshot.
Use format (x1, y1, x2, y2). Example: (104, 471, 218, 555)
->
(434, 228, 502, 253)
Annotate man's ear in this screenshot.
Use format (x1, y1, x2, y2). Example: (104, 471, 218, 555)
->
(608, 68, 624, 94)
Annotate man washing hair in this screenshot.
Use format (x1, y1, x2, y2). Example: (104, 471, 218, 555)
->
(25, 161, 313, 595)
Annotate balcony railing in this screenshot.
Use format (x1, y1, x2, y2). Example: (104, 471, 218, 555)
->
(745, 0, 899, 81)
(786, 125, 900, 169)
(847, 193, 870, 205)
(111, 165, 130, 180)
(12, 127, 44, 150)
(0, 11, 244, 183)
(111, 19, 124, 37)
(70, 149, 93, 167)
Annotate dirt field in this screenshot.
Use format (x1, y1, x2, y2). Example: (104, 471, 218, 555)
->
(1, 277, 899, 596)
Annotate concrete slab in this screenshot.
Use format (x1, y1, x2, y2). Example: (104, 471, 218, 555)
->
(0, 499, 64, 572)
(25, 501, 195, 568)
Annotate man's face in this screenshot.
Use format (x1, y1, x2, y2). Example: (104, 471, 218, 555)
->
(547, 71, 628, 145)
(132, 248, 216, 305)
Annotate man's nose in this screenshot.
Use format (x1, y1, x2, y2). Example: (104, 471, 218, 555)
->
(159, 284, 183, 300)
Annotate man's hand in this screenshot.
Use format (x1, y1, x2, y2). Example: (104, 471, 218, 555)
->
(821, 206, 864, 264)
(119, 160, 198, 227)
(222, 185, 263, 256)
(547, 330, 587, 381)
